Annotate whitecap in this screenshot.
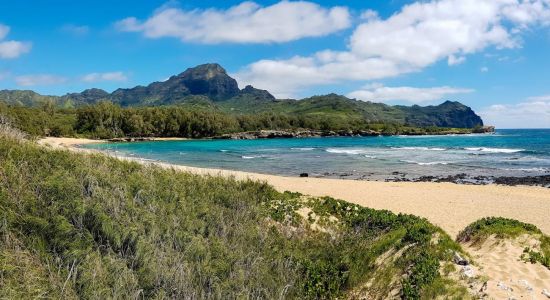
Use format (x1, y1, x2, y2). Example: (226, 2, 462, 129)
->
(241, 155, 256, 159)
(464, 147, 524, 153)
(501, 167, 549, 172)
(291, 147, 315, 151)
(391, 147, 446, 151)
(401, 160, 450, 165)
(326, 148, 366, 155)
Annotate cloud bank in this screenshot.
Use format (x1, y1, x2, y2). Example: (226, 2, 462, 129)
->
(479, 96, 550, 128)
(15, 74, 67, 87)
(347, 84, 474, 104)
(116, 1, 350, 44)
(236, 0, 550, 97)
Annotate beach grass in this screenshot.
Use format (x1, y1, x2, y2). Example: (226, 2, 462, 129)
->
(0, 129, 470, 299)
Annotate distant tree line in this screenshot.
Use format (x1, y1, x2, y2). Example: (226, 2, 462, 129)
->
(0, 101, 474, 138)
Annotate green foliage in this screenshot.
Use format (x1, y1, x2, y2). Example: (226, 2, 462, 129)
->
(457, 217, 542, 242)
(0, 102, 76, 137)
(1, 101, 477, 139)
(0, 133, 465, 298)
(402, 251, 439, 299)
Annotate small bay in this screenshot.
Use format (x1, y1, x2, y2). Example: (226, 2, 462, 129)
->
(84, 129, 550, 180)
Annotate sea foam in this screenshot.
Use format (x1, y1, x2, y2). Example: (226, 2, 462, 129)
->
(464, 147, 524, 153)
(391, 147, 446, 151)
(326, 148, 367, 155)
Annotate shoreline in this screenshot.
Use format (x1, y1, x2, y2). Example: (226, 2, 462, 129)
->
(39, 137, 550, 238)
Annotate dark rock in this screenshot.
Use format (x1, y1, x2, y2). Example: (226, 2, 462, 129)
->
(453, 252, 469, 266)
(300, 173, 309, 178)
(389, 173, 550, 188)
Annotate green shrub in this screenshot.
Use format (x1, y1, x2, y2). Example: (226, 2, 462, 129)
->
(0, 134, 463, 298)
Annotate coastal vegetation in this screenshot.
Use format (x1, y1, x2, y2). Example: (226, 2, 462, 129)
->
(0, 63, 487, 141)
(0, 125, 471, 299)
(0, 101, 479, 139)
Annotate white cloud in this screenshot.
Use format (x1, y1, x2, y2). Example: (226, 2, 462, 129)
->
(116, 1, 351, 44)
(234, 53, 407, 98)
(15, 74, 67, 87)
(480, 66, 489, 72)
(82, 72, 128, 83)
(527, 95, 550, 102)
(360, 9, 379, 21)
(237, 0, 550, 97)
(447, 54, 466, 66)
(61, 24, 90, 36)
(479, 97, 550, 128)
(0, 24, 8, 40)
(347, 84, 474, 103)
(0, 24, 31, 59)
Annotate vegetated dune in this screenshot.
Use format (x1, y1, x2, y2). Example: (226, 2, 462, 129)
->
(1, 130, 471, 299)
(4, 131, 550, 299)
(456, 218, 550, 300)
(40, 137, 550, 240)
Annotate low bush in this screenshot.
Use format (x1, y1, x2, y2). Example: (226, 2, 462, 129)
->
(0, 133, 463, 298)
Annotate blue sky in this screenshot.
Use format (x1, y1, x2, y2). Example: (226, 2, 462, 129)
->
(1, 0, 549, 128)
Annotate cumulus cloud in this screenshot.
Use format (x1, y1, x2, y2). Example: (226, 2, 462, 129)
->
(0, 24, 31, 59)
(479, 96, 550, 128)
(237, 0, 550, 97)
(234, 53, 407, 98)
(447, 55, 466, 66)
(347, 84, 474, 103)
(15, 74, 67, 87)
(82, 72, 128, 83)
(115, 1, 350, 44)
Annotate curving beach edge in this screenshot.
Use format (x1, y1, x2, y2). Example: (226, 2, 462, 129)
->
(39, 137, 550, 239)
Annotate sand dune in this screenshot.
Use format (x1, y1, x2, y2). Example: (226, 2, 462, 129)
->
(39, 137, 550, 296)
(465, 236, 550, 299)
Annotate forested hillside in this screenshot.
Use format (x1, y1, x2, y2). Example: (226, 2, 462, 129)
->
(0, 63, 484, 129)
(0, 101, 478, 139)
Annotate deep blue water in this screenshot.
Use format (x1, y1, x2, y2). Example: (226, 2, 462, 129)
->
(84, 129, 550, 179)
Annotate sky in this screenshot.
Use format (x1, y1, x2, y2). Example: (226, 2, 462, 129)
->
(1, 0, 549, 128)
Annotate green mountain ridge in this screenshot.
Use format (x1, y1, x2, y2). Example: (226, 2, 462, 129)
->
(0, 63, 484, 128)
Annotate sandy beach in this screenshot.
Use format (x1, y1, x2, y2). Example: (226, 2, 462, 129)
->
(37, 137, 550, 298)
(39, 137, 550, 239)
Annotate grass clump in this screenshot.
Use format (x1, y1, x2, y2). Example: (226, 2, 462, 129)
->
(457, 217, 550, 269)
(457, 217, 541, 242)
(0, 132, 465, 299)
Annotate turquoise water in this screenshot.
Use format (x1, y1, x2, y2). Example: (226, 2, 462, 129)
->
(84, 129, 550, 179)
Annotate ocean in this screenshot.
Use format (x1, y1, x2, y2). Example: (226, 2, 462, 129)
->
(83, 129, 550, 180)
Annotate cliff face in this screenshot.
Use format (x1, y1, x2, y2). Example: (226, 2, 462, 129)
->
(0, 64, 484, 128)
(109, 63, 245, 105)
(400, 101, 484, 128)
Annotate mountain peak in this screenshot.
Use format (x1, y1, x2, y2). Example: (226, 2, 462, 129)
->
(169, 63, 239, 101)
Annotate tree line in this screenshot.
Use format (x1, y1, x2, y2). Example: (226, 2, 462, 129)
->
(0, 101, 473, 138)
